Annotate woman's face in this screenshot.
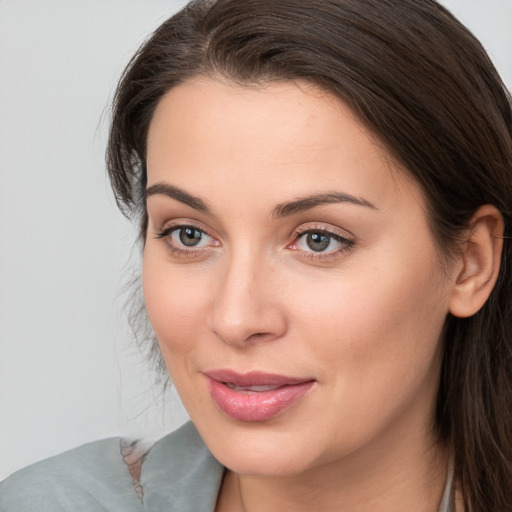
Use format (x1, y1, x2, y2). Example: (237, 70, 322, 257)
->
(143, 77, 458, 477)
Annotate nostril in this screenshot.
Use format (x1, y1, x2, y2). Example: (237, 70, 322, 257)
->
(245, 332, 271, 343)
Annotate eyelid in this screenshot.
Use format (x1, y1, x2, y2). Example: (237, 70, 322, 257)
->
(154, 217, 217, 237)
(153, 218, 221, 256)
(287, 222, 356, 258)
(292, 222, 354, 240)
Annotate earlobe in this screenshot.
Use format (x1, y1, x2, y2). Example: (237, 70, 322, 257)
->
(449, 205, 504, 318)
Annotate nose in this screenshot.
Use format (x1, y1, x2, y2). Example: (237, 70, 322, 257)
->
(207, 250, 288, 347)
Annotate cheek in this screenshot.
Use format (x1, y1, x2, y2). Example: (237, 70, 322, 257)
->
(289, 250, 450, 380)
(142, 249, 211, 358)
(285, 260, 449, 448)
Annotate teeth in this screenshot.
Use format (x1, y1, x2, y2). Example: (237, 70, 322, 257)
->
(225, 383, 282, 392)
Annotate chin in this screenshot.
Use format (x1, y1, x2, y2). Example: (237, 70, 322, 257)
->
(193, 415, 324, 477)
(215, 446, 314, 478)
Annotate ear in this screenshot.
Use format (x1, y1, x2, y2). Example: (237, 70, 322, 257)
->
(449, 205, 504, 318)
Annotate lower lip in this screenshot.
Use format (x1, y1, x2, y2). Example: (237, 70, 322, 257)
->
(207, 378, 315, 422)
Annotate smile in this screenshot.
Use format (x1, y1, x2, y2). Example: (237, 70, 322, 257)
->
(205, 370, 316, 422)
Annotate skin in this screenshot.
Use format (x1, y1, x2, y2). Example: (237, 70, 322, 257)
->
(143, 77, 473, 511)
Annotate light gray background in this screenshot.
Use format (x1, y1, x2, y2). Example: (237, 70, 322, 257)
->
(1, 0, 511, 480)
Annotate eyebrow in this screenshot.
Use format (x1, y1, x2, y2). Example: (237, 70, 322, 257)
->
(271, 192, 377, 218)
(145, 183, 376, 217)
(145, 183, 212, 214)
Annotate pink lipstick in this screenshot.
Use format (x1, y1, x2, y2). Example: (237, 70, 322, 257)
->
(205, 370, 316, 422)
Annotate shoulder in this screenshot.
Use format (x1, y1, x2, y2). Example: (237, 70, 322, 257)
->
(0, 422, 224, 512)
(137, 421, 225, 510)
(0, 437, 141, 512)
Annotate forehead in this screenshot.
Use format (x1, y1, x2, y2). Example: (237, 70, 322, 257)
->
(146, 76, 420, 213)
(148, 78, 346, 158)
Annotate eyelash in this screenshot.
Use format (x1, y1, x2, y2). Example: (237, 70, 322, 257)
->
(289, 226, 355, 260)
(154, 222, 355, 260)
(154, 223, 218, 258)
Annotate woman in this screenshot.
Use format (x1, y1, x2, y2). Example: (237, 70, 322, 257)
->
(2, 0, 511, 511)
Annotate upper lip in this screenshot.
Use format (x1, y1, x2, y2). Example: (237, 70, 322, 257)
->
(205, 369, 315, 387)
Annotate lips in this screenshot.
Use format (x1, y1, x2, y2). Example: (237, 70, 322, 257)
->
(205, 370, 316, 422)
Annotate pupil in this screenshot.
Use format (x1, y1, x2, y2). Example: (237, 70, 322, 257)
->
(307, 232, 330, 252)
(179, 227, 202, 247)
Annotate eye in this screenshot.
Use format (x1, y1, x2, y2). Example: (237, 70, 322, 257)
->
(299, 232, 339, 252)
(172, 226, 208, 247)
(154, 223, 219, 255)
(296, 231, 345, 253)
(288, 225, 355, 258)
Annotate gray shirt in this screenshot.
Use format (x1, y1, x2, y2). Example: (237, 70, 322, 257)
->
(0, 422, 454, 511)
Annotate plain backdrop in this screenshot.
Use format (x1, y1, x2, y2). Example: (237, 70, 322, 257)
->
(1, 0, 511, 480)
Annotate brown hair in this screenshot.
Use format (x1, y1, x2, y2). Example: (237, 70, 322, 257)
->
(107, 1, 512, 509)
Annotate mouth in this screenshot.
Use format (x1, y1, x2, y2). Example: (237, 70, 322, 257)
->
(205, 370, 316, 422)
